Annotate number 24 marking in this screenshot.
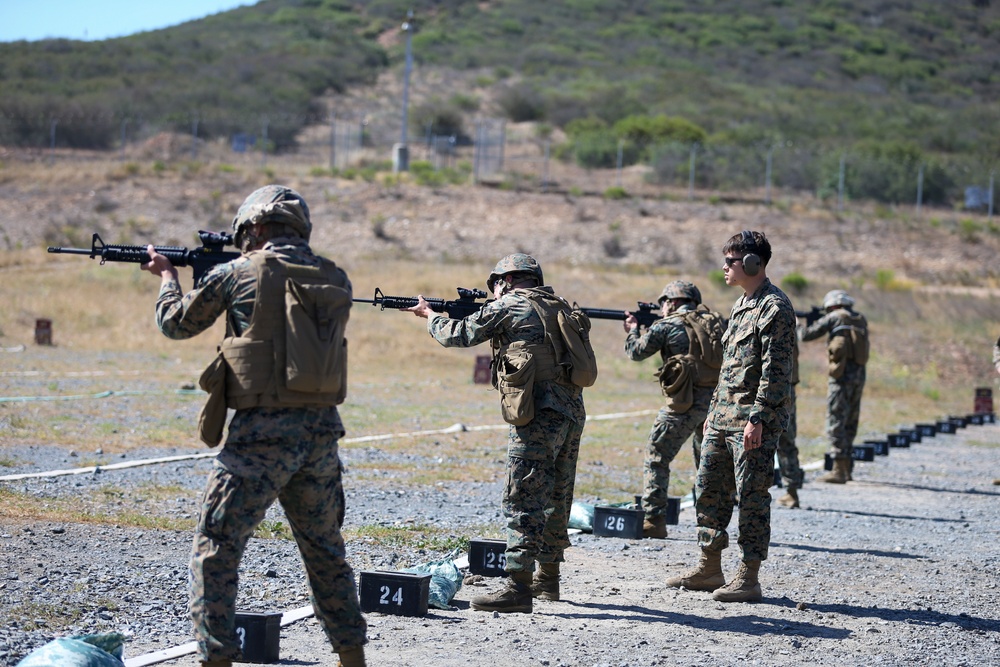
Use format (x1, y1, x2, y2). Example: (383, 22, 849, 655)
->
(380, 585, 404, 606)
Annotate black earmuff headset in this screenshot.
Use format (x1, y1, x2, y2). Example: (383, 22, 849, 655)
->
(740, 230, 761, 276)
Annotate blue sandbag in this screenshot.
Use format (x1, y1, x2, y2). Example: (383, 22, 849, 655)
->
(16, 633, 126, 667)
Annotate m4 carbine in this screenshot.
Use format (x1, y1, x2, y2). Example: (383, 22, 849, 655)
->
(794, 305, 825, 327)
(47, 231, 240, 284)
(354, 287, 491, 319)
(576, 301, 661, 329)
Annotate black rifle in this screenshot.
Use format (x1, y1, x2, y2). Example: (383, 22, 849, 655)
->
(795, 305, 824, 327)
(577, 301, 661, 329)
(354, 287, 491, 318)
(47, 231, 240, 284)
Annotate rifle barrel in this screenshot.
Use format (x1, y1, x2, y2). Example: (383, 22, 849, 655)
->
(47, 247, 95, 256)
(579, 307, 627, 321)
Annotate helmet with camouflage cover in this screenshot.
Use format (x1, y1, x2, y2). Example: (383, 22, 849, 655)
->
(486, 253, 544, 291)
(823, 289, 854, 309)
(232, 185, 312, 248)
(658, 280, 702, 306)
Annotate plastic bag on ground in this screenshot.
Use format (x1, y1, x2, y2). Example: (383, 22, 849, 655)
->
(16, 632, 126, 667)
(568, 501, 595, 532)
(402, 550, 464, 611)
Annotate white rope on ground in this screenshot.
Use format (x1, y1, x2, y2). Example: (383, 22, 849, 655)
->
(0, 410, 659, 482)
(0, 452, 220, 482)
(0, 389, 203, 403)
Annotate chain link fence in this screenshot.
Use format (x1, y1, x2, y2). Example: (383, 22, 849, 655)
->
(2, 111, 996, 217)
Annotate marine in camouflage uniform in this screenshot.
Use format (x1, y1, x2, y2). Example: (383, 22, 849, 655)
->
(799, 289, 868, 484)
(775, 338, 804, 507)
(407, 253, 586, 614)
(667, 230, 795, 603)
(623, 280, 721, 538)
(143, 186, 367, 667)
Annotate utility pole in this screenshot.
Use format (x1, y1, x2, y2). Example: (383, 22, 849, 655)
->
(393, 9, 414, 173)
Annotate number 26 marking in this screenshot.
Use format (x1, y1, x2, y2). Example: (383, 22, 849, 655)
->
(605, 516, 626, 531)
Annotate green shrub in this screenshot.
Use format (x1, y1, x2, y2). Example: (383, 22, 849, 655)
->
(565, 117, 608, 139)
(572, 132, 639, 169)
(781, 272, 809, 294)
(820, 141, 956, 205)
(875, 268, 895, 289)
(708, 269, 727, 287)
(603, 186, 629, 200)
(612, 114, 707, 147)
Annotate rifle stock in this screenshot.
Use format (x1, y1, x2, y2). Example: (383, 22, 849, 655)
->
(47, 231, 240, 284)
(578, 301, 660, 329)
(354, 287, 490, 319)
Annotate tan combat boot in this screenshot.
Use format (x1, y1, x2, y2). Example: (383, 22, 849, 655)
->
(665, 549, 726, 591)
(818, 458, 849, 484)
(531, 562, 560, 601)
(643, 515, 668, 539)
(712, 559, 762, 602)
(471, 570, 533, 613)
(337, 645, 366, 667)
(776, 487, 799, 508)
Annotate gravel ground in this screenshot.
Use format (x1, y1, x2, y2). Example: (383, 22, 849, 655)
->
(1, 420, 999, 667)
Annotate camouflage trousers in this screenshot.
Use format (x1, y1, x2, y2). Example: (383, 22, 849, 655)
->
(777, 385, 804, 489)
(828, 364, 866, 459)
(695, 426, 778, 562)
(502, 407, 585, 573)
(642, 388, 711, 518)
(191, 408, 366, 662)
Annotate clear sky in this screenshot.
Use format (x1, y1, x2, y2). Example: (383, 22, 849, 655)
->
(0, 1, 257, 42)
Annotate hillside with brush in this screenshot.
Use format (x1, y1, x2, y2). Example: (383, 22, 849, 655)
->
(2, 0, 998, 175)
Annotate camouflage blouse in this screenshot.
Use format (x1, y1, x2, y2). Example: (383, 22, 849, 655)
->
(623, 303, 694, 363)
(707, 278, 796, 432)
(426, 286, 586, 425)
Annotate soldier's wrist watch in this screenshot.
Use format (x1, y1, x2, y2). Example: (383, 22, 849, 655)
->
(748, 414, 761, 425)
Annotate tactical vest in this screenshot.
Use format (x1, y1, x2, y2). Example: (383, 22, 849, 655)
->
(828, 310, 869, 378)
(218, 251, 351, 409)
(677, 305, 725, 388)
(493, 288, 573, 386)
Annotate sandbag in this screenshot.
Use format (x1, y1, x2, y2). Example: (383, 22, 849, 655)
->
(16, 633, 126, 667)
(403, 552, 464, 611)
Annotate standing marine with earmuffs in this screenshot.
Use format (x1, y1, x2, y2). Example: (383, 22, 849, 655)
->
(799, 289, 870, 484)
(666, 230, 796, 603)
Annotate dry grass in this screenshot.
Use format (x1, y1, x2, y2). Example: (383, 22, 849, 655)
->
(1, 252, 996, 508)
(0, 486, 192, 530)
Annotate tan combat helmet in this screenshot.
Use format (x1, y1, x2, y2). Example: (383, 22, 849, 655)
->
(232, 185, 312, 248)
(487, 253, 544, 291)
(658, 280, 702, 306)
(823, 289, 855, 309)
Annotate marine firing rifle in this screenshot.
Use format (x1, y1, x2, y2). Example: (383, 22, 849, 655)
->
(47, 231, 240, 284)
(795, 305, 825, 327)
(577, 301, 661, 329)
(354, 287, 491, 319)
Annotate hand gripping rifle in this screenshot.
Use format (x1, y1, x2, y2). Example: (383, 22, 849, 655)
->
(794, 305, 824, 327)
(48, 231, 241, 284)
(354, 287, 491, 318)
(576, 301, 661, 329)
